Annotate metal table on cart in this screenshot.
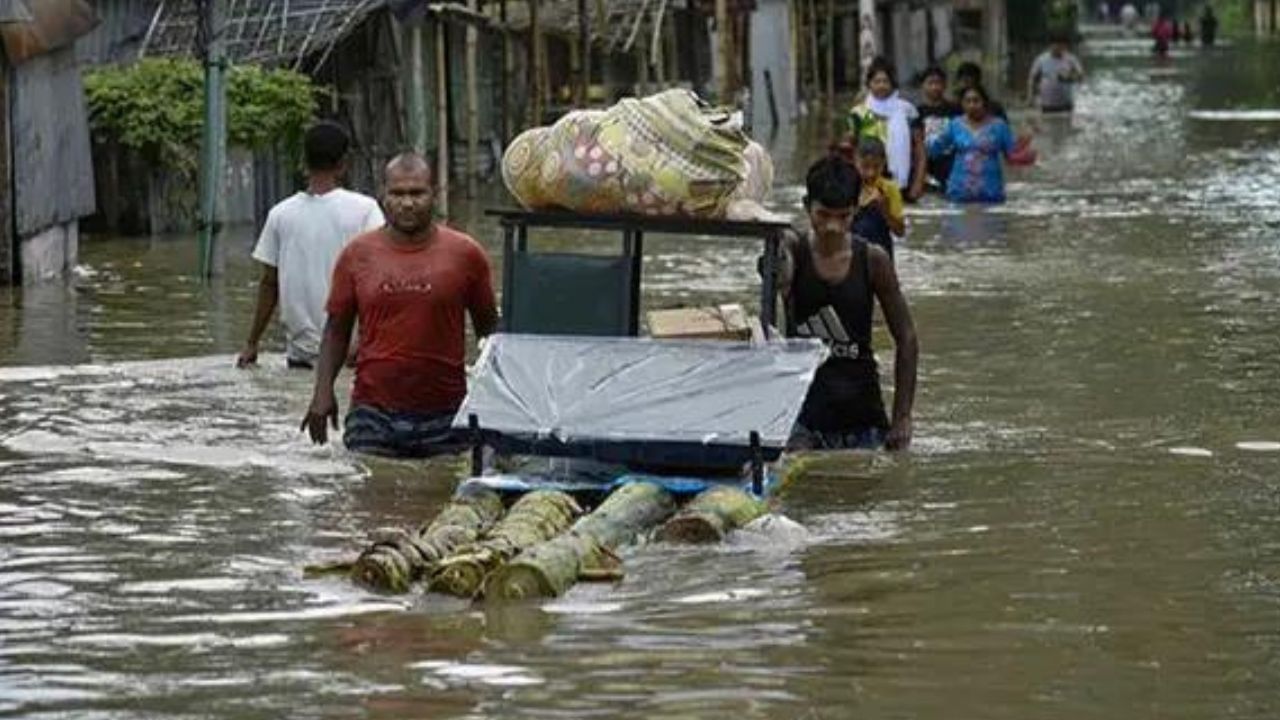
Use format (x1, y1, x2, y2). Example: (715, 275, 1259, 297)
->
(487, 209, 792, 338)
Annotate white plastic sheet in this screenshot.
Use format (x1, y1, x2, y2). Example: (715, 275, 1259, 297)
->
(453, 334, 826, 469)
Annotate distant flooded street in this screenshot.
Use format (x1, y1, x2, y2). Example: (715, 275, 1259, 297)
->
(3, 38, 1280, 719)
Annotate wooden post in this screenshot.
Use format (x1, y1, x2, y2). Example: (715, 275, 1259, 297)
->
(529, 0, 544, 127)
(0, 53, 12, 285)
(806, 0, 821, 104)
(825, 0, 835, 128)
(435, 17, 450, 217)
(500, 0, 510, 142)
(716, 0, 734, 103)
(790, 0, 802, 107)
(859, 0, 878, 79)
(635, 40, 647, 95)
(651, 1, 667, 86)
(577, 0, 590, 105)
(408, 22, 428, 152)
(466, 1, 479, 197)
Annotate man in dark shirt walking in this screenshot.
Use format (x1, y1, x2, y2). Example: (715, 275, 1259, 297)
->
(773, 156, 919, 450)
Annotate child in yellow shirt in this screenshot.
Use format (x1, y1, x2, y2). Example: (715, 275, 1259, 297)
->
(850, 138, 905, 259)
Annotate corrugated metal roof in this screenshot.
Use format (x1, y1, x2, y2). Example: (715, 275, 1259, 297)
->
(144, 0, 387, 70)
(77, 0, 159, 66)
(502, 0, 670, 52)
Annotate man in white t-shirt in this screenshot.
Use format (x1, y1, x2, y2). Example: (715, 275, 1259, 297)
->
(237, 122, 384, 369)
(1026, 36, 1086, 114)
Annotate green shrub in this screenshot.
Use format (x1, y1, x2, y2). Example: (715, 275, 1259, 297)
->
(84, 58, 319, 176)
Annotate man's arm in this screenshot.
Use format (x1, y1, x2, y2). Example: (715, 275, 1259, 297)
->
(466, 247, 500, 338)
(301, 311, 356, 445)
(869, 245, 918, 450)
(1070, 56, 1086, 82)
(470, 302, 499, 338)
(237, 264, 279, 367)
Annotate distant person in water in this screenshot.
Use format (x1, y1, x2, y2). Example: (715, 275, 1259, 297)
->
(954, 62, 1009, 123)
(846, 57, 927, 202)
(916, 65, 961, 191)
(850, 138, 905, 259)
(1027, 35, 1086, 114)
(928, 85, 1016, 204)
(302, 153, 498, 458)
(1200, 5, 1218, 47)
(773, 156, 917, 451)
(1152, 11, 1176, 56)
(237, 122, 384, 370)
(1120, 2, 1140, 32)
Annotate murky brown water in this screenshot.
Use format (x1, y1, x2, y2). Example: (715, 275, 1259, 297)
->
(3, 38, 1280, 719)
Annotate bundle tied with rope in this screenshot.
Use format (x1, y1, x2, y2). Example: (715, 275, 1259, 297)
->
(502, 89, 775, 221)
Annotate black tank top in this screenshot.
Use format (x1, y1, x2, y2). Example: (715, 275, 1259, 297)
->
(785, 234, 889, 433)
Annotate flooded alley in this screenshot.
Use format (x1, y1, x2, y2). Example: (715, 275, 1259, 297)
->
(2, 37, 1280, 719)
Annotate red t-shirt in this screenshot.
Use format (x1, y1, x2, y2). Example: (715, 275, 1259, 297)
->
(326, 225, 496, 414)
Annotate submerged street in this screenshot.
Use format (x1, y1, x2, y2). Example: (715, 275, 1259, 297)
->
(2, 37, 1280, 719)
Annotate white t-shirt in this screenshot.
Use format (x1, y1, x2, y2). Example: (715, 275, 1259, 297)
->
(251, 189, 384, 363)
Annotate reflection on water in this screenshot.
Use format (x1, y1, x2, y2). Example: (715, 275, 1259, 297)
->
(3, 40, 1280, 719)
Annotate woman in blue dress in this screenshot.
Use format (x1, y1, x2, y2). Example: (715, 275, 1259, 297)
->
(927, 85, 1015, 204)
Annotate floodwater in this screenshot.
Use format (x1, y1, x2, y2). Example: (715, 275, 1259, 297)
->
(3, 38, 1280, 719)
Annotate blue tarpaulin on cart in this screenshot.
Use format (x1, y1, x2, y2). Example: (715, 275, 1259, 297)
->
(452, 334, 826, 470)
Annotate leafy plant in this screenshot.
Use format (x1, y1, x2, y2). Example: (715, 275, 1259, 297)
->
(84, 58, 319, 177)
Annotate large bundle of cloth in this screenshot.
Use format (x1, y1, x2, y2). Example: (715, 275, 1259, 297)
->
(502, 89, 774, 220)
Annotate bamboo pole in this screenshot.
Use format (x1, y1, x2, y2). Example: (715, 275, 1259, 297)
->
(806, 0, 820, 105)
(529, 0, 543, 127)
(651, 0, 667, 86)
(577, 0, 590, 105)
(408, 22, 428, 152)
(435, 17, 450, 217)
(466, 0, 479, 197)
(825, 0, 835, 129)
(500, 0, 510, 143)
(715, 0, 733, 103)
(790, 0, 801, 109)
(635, 39, 647, 95)
(858, 0, 877, 78)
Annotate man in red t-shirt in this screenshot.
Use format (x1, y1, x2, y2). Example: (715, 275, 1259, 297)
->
(301, 153, 498, 457)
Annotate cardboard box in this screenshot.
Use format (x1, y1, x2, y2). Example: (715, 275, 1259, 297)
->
(647, 304, 754, 341)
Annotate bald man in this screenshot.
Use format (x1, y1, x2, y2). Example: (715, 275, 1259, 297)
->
(302, 153, 498, 457)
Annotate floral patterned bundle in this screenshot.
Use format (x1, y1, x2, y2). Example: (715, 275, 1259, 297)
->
(502, 89, 773, 219)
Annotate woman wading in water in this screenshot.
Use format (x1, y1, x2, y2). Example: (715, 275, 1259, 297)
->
(928, 85, 1016, 204)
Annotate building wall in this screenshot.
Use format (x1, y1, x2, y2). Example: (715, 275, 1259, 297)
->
(20, 221, 78, 284)
(11, 44, 97, 239)
(9, 43, 96, 284)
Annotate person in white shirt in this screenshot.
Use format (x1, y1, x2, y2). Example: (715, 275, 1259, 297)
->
(237, 121, 384, 369)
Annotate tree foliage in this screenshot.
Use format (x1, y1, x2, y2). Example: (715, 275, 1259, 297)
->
(84, 59, 318, 176)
